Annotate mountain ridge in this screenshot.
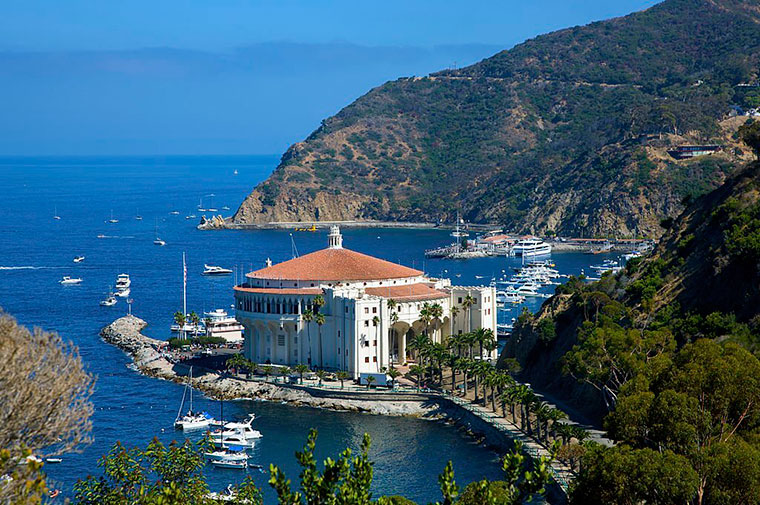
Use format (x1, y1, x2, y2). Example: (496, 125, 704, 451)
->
(233, 0, 760, 237)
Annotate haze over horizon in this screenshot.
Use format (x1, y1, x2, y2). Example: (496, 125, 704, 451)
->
(1, 0, 659, 155)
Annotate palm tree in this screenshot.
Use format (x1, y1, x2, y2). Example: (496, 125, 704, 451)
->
(428, 303, 444, 342)
(315, 369, 327, 387)
(302, 310, 314, 367)
(447, 353, 459, 394)
(188, 311, 200, 337)
(365, 375, 376, 390)
(173, 311, 186, 335)
(483, 337, 498, 363)
(461, 294, 475, 333)
(203, 316, 212, 334)
(555, 422, 575, 446)
(315, 312, 326, 369)
(408, 334, 431, 370)
(513, 384, 533, 431)
(312, 294, 325, 314)
(533, 401, 552, 441)
(280, 366, 292, 384)
(409, 365, 424, 392)
(336, 370, 349, 389)
(546, 408, 567, 443)
(459, 358, 471, 396)
(419, 303, 433, 338)
(389, 310, 399, 366)
(449, 305, 460, 336)
(387, 367, 401, 389)
(246, 360, 258, 377)
(226, 354, 246, 375)
(294, 364, 309, 385)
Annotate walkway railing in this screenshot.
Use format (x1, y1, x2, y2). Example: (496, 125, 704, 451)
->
(221, 371, 573, 494)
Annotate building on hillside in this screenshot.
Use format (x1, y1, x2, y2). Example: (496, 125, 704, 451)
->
(233, 226, 497, 378)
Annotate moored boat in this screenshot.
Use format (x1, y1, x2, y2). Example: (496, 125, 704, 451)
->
(59, 276, 83, 285)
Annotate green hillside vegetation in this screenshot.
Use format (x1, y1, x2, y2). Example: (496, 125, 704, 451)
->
(234, 0, 760, 237)
(501, 126, 760, 503)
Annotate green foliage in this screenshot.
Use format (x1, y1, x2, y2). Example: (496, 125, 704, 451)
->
(268, 428, 374, 505)
(739, 120, 760, 157)
(536, 318, 556, 344)
(570, 444, 698, 505)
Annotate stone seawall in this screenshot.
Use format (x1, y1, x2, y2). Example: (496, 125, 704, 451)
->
(100, 315, 439, 417)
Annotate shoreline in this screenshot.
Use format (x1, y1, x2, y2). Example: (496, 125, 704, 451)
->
(101, 315, 570, 503)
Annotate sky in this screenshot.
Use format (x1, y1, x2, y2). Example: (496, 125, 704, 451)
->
(0, 0, 660, 155)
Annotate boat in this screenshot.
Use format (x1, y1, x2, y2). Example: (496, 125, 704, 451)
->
(73, 256, 85, 263)
(170, 210, 180, 215)
(210, 459, 247, 469)
(115, 274, 131, 290)
(59, 276, 83, 285)
(154, 220, 166, 246)
(97, 234, 107, 239)
(221, 206, 230, 211)
(135, 208, 143, 221)
(53, 206, 61, 220)
(107, 210, 118, 224)
(204, 309, 243, 342)
(210, 431, 259, 449)
(174, 367, 216, 430)
(44, 458, 62, 464)
(233, 169, 239, 175)
(205, 447, 248, 462)
(115, 287, 130, 298)
(100, 292, 117, 306)
(185, 214, 196, 219)
(509, 238, 552, 257)
(202, 264, 233, 276)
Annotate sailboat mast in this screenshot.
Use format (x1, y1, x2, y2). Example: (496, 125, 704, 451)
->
(183, 252, 187, 321)
(189, 366, 193, 413)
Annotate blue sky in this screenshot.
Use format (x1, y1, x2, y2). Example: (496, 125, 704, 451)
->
(0, 0, 660, 155)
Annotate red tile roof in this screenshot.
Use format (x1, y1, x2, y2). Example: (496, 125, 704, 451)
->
(365, 283, 448, 302)
(234, 286, 323, 295)
(246, 247, 422, 282)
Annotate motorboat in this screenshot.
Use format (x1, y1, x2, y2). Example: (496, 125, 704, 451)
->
(497, 291, 525, 304)
(204, 309, 243, 342)
(205, 446, 249, 462)
(44, 458, 62, 464)
(221, 206, 230, 211)
(202, 264, 233, 276)
(170, 210, 180, 215)
(233, 169, 239, 175)
(115, 287, 130, 298)
(510, 238, 552, 257)
(73, 256, 85, 263)
(154, 238, 166, 246)
(210, 459, 247, 469)
(210, 430, 259, 449)
(100, 294, 117, 307)
(115, 274, 131, 290)
(185, 214, 196, 220)
(59, 276, 83, 285)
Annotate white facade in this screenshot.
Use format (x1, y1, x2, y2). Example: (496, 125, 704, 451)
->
(233, 228, 497, 378)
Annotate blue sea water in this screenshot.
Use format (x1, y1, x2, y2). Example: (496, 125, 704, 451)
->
(0, 156, 614, 503)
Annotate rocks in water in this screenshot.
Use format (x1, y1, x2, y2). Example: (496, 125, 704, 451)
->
(197, 215, 227, 230)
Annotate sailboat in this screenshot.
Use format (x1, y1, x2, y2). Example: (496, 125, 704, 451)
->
(174, 366, 215, 430)
(197, 197, 207, 212)
(108, 210, 119, 224)
(53, 206, 61, 220)
(135, 208, 143, 220)
(153, 219, 166, 246)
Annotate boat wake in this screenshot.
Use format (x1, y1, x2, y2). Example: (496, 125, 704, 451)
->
(0, 265, 63, 270)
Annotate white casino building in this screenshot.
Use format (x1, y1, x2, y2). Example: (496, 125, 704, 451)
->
(234, 227, 497, 378)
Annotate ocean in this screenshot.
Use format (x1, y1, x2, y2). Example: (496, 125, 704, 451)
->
(0, 155, 613, 503)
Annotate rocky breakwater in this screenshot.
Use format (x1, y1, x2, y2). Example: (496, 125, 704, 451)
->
(196, 215, 227, 230)
(100, 315, 438, 418)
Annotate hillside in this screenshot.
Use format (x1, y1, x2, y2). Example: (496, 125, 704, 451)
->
(233, 0, 760, 237)
(501, 123, 760, 422)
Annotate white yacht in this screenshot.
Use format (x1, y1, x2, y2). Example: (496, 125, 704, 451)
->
(73, 255, 85, 263)
(154, 238, 166, 246)
(205, 447, 248, 462)
(59, 276, 83, 285)
(210, 459, 247, 469)
(115, 287, 131, 298)
(510, 238, 552, 257)
(115, 274, 131, 290)
(497, 291, 525, 304)
(204, 309, 243, 342)
(202, 264, 233, 276)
